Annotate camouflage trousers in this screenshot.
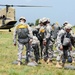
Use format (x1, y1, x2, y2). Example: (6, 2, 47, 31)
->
(56, 46, 72, 63)
(62, 46, 72, 63)
(31, 43, 40, 62)
(17, 42, 32, 63)
(42, 41, 54, 61)
(56, 47, 63, 62)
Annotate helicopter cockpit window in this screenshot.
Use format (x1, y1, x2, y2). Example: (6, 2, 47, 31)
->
(0, 15, 6, 19)
(0, 16, 3, 19)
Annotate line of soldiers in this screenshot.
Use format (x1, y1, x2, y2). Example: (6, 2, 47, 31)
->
(13, 16, 75, 67)
(35, 17, 54, 63)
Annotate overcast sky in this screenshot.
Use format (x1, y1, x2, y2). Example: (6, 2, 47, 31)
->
(0, 0, 75, 25)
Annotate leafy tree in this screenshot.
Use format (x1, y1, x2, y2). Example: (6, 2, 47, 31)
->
(27, 22, 34, 27)
(35, 19, 39, 26)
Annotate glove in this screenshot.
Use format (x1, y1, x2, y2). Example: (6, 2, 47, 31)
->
(70, 46, 72, 51)
(59, 45, 63, 50)
(29, 39, 33, 44)
(43, 39, 47, 46)
(14, 43, 16, 46)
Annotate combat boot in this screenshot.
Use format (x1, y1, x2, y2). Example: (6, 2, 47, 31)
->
(18, 61, 21, 66)
(47, 59, 53, 66)
(47, 58, 50, 64)
(27, 58, 38, 66)
(41, 58, 46, 64)
(61, 63, 65, 67)
(72, 60, 75, 63)
(72, 57, 75, 63)
(37, 59, 41, 64)
(56, 62, 62, 68)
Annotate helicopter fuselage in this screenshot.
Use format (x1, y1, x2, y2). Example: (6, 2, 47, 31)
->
(0, 20, 17, 29)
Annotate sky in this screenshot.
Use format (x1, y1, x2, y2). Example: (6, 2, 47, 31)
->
(0, 0, 75, 26)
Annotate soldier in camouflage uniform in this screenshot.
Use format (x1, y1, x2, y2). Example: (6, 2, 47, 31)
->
(13, 16, 33, 65)
(40, 17, 53, 64)
(56, 23, 73, 68)
(46, 18, 54, 64)
(51, 22, 61, 40)
(31, 35, 40, 63)
(36, 19, 44, 59)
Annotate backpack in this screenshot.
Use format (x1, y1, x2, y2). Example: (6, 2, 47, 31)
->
(61, 33, 71, 46)
(39, 27, 46, 40)
(17, 24, 29, 44)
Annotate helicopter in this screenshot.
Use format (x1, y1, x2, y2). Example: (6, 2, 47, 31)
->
(0, 4, 51, 32)
(0, 5, 17, 32)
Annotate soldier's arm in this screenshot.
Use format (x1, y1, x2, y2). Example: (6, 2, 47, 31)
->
(13, 25, 18, 45)
(27, 25, 33, 44)
(45, 28, 51, 40)
(27, 25, 33, 38)
(57, 32, 64, 48)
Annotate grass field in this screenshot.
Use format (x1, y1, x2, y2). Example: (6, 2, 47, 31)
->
(0, 28, 75, 75)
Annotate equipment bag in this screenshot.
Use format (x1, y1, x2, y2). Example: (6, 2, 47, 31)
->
(39, 26, 46, 40)
(61, 33, 71, 46)
(17, 24, 29, 44)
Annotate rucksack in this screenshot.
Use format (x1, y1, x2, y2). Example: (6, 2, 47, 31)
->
(61, 33, 71, 46)
(39, 26, 46, 40)
(16, 24, 29, 44)
(17, 24, 29, 38)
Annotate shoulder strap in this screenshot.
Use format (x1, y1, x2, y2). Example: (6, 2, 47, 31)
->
(61, 33, 66, 43)
(17, 24, 28, 29)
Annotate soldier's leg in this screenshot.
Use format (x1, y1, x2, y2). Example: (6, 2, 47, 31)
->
(41, 45, 46, 61)
(62, 46, 70, 66)
(40, 40, 43, 59)
(46, 41, 52, 63)
(17, 42, 24, 65)
(44, 45, 48, 62)
(56, 47, 63, 68)
(48, 44, 53, 62)
(62, 49, 68, 67)
(33, 43, 40, 63)
(25, 43, 31, 64)
(67, 50, 72, 63)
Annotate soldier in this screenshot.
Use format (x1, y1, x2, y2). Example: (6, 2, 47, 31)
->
(56, 23, 73, 68)
(46, 18, 54, 64)
(41, 17, 54, 64)
(31, 35, 40, 63)
(13, 16, 33, 65)
(51, 22, 61, 40)
(37, 19, 44, 59)
(63, 21, 68, 26)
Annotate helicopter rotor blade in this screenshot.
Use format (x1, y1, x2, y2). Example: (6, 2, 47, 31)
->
(12, 5, 51, 7)
(0, 4, 6, 6)
(0, 4, 52, 7)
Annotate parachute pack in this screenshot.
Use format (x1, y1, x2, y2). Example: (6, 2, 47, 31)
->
(16, 24, 29, 44)
(61, 33, 71, 46)
(61, 32, 75, 47)
(39, 26, 46, 40)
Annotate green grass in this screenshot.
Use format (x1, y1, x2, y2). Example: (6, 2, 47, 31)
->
(0, 29, 75, 75)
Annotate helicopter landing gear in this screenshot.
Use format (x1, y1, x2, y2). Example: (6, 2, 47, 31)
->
(9, 29, 11, 32)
